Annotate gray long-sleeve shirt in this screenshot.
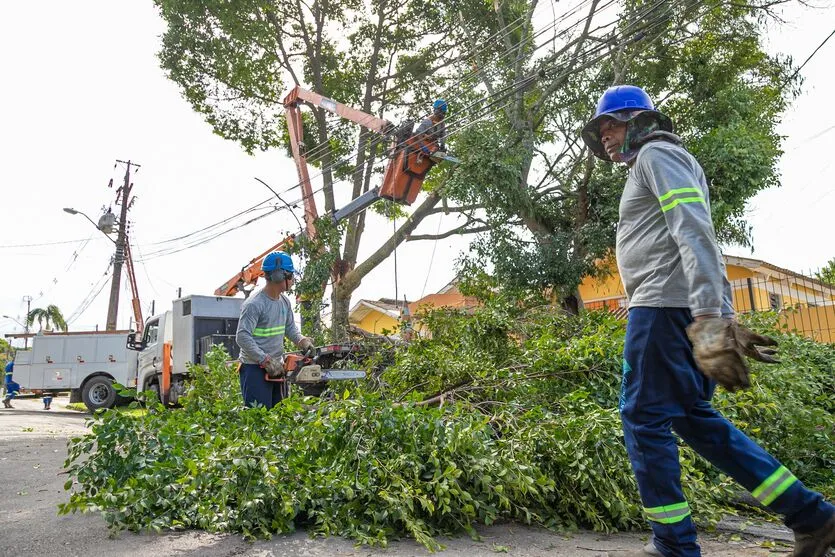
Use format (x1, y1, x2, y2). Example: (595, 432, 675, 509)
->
(415, 117, 446, 145)
(236, 289, 303, 364)
(616, 136, 734, 318)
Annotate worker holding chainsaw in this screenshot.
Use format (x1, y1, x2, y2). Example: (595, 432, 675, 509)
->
(581, 85, 835, 557)
(235, 251, 314, 408)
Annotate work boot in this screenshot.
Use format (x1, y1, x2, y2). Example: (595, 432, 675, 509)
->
(3, 398, 12, 409)
(608, 541, 662, 557)
(793, 513, 835, 557)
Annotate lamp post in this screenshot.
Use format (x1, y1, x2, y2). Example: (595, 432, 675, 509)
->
(63, 207, 122, 330)
(62, 208, 111, 237)
(2, 315, 28, 349)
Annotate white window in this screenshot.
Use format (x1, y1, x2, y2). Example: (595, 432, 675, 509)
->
(143, 321, 159, 345)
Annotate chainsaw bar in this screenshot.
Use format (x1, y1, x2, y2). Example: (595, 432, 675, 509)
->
(319, 369, 366, 381)
(286, 364, 366, 384)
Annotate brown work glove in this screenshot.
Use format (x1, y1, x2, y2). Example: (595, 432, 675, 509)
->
(298, 337, 316, 358)
(262, 356, 285, 379)
(686, 317, 779, 392)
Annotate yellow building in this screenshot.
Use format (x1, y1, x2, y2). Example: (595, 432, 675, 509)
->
(348, 282, 479, 338)
(349, 257, 835, 344)
(579, 255, 835, 343)
(348, 298, 407, 336)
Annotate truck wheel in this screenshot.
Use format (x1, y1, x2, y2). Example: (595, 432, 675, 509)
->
(147, 381, 161, 404)
(82, 376, 117, 411)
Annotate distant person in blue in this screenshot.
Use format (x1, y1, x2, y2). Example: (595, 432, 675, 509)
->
(3, 360, 19, 409)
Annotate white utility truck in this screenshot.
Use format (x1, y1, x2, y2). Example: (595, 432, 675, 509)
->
(13, 295, 243, 411)
(11, 330, 137, 410)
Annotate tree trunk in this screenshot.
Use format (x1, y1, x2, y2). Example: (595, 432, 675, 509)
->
(329, 189, 444, 340)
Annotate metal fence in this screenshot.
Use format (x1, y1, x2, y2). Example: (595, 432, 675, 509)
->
(731, 273, 835, 344)
(585, 271, 835, 344)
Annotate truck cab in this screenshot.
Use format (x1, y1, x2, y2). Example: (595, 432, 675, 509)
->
(127, 295, 242, 404)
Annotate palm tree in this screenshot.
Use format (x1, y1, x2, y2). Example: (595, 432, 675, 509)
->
(27, 305, 68, 332)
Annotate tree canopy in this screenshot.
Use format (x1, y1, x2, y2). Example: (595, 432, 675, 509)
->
(27, 305, 68, 332)
(155, 0, 799, 329)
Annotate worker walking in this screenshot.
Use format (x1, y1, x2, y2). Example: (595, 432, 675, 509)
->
(235, 251, 314, 409)
(581, 85, 835, 557)
(3, 360, 19, 408)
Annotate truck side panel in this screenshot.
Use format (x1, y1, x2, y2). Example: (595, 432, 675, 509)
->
(14, 333, 132, 392)
(172, 296, 243, 374)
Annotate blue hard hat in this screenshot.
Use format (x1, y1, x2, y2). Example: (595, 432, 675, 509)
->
(433, 99, 448, 114)
(262, 251, 295, 274)
(581, 85, 672, 160)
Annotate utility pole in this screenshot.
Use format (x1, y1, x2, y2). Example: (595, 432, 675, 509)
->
(105, 160, 140, 331)
(23, 295, 32, 349)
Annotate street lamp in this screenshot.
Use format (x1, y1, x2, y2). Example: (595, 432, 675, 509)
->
(63, 207, 125, 331)
(63, 208, 117, 242)
(2, 315, 29, 349)
(2, 315, 24, 327)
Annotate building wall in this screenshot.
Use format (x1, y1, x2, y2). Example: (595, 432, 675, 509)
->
(578, 271, 625, 303)
(354, 311, 400, 336)
(780, 306, 835, 344)
(407, 291, 479, 315)
(580, 262, 835, 344)
(725, 265, 754, 281)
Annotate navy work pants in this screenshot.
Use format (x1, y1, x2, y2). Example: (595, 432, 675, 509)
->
(621, 307, 834, 557)
(239, 363, 288, 409)
(3, 381, 20, 401)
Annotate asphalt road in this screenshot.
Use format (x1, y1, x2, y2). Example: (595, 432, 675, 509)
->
(0, 395, 797, 556)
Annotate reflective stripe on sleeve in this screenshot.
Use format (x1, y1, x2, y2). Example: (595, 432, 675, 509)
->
(658, 187, 706, 213)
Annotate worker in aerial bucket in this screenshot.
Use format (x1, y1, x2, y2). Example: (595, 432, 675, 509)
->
(235, 251, 314, 408)
(414, 98, 448, 156)
(581, 84, 835, 557)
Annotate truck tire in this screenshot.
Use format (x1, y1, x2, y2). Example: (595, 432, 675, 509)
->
(82, 376, 117, 411)
(147, 381, 161, 404)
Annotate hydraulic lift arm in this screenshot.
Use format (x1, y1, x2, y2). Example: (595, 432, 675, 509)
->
(282, 86, 398, 224)
(213, 235, 296, 297)
(217, 87, 451, 298)
(124, 238, 144, 333)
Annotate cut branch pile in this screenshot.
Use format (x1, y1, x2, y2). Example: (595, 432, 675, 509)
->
(61, 307, 835, 550)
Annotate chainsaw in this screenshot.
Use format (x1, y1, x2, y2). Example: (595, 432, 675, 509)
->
(265, 348, 366, 384)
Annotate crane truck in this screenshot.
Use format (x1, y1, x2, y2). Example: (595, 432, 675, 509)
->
(13, 88, 451, 410)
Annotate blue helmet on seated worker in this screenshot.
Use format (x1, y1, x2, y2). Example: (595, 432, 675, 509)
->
(432, 99, 448, 117)
(261, 251, 295, 283)
(581, 85, 673, 163)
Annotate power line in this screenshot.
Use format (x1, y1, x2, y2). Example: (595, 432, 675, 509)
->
(30, 234, 96, 304)
(67, 262, 114, 325)
(0, 237, 106, 249)
(130, 0, 613, 258)
(298, 0, 602, 166)
(299, 0, 612, 169)
(133, 0, 707, 262)
(134, 207, 284, 261)
(781, 25, 835, 90)
(142, 196, 274, 246)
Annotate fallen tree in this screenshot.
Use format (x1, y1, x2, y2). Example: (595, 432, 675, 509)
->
(60, 303, 835, 550)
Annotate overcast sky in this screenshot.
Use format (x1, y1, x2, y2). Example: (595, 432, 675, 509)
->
(1, 1, 833, 342)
